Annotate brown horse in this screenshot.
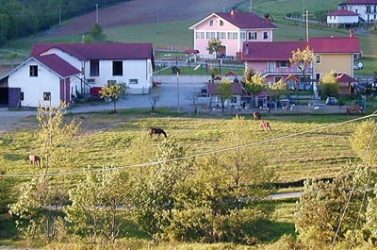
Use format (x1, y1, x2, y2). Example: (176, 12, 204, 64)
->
(149, 127, 167, 138)
(252, 111, 261, 120)
(29, 154, 41, 166)
(260, 120, 272, 131)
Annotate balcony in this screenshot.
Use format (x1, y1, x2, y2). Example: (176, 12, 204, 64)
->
(261, 67, 311, 76)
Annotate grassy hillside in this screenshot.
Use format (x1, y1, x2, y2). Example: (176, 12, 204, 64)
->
(0, 112, 365, 183)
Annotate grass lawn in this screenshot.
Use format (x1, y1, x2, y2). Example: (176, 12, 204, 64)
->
(0, 112, 369, 183)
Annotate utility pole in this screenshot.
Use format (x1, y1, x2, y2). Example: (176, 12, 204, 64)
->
(95, 3, 99, 24)
(58, 5, 62, 25)
(250, 0, 253, 12)
(303, 10, 310, 42)
(177, 71, 180, 113)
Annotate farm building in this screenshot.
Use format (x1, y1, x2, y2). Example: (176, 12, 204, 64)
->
(338, 0, 377, 22)
(189, 9, 276, 59)
(327, 9, 359, 26)
(0, 43, 154, 108)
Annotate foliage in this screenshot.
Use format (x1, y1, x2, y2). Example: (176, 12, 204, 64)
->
(244, 72, 267, 95)
(295, 167, 372, 248)
(210, 68, 219, 79)
(148, 94, 160, 112)
(99, 83, 125, 113)
(207, 38, 222, 57)
(0, 0, 127, 45)
(131, 140, 195, 238)
(9, 177, 54, 240)
(319, 71, 339, 99)
(289, 46, 313, 77)
(351, 120, 377, 165)
(65, 167, 129, 245)
(217, 78, 233, 113)
(36, 103, 80, 174)
(85, 24, 106, 43)
(268, 79, 288, 99)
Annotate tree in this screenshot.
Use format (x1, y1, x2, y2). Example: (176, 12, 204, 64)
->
(65, 168, 129, 245)
(131, 140, 195, 237)
(207, 38, 222, 58)
(99, 83, 125, 113)
(351, 120, 377, 165)
(244, 72, 267, 95)
(36, 103, 80, 175)
(267, 79, 288, 106)
(217, 78, 232, 113)
(9, 177, 55, 240)
(319, 71, 339, 99)
(289, 46, 313, 84)
(187, 91, 200, 114)
(85, 23, 106, 43)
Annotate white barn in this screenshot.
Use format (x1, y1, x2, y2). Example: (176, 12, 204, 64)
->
(327, 9, 359, 26)
(0, 43, 155, 108)
(339, 0, 377, 22)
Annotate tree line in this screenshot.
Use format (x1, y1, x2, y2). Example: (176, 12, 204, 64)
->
(0, 0, 128, 46)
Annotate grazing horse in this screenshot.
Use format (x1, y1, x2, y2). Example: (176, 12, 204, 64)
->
(149, 127, 167, 138)
(260, 120, 272, 131)
(29, 154, 41, 166)
(252, 111, 261, 120)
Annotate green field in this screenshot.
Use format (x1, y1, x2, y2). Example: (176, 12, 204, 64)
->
(0, 111, 368, 183)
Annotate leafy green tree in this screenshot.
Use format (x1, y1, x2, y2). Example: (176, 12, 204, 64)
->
(218, 78, 232, 113)
(131, 140, 195, 238)
(65, 168, 129, 245)
(320, 71, 339, 99)
(85, 23, 106, 43)
(9, 177, 54, 240)
(268, 79, 288, 104)
(351, 120, 377, 165)
(207, 38, 222, 58)
(36, 103, 80, 174)
(295, 167, 370, 248)
(99, 83, 125, 113)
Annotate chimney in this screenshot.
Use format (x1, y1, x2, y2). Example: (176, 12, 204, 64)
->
(349, 29, 354, 38)
(231, 9, 235, 16)
(245, 43, 250, 55)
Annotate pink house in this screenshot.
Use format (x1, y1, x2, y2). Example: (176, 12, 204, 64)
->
(189, 10, 276, 58)
(241, 41, 308, 83)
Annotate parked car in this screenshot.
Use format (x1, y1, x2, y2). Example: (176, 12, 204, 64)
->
(325, 97, 338, 105)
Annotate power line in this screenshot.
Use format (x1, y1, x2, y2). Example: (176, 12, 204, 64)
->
(1, 113, 376, 179)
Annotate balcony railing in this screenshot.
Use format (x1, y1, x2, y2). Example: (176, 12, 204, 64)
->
(261, 67, 311, 75)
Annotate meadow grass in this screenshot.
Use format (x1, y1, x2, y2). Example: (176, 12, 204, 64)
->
(0, 112, 368, 183)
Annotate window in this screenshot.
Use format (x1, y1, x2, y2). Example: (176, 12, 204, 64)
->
(209, 20, 213, 26)
(29, 65, 38, 77)
(355, 9, 358, 13)
(129, 79, 138, 85)
(367, 6, 371, 13)
(316, 73, 321, 81)
(206, 32, 216, 39)
(20, 92, 24, 101)
(248, 32, 257, 40)
(196, 32, 205, 39)
(90, 60, 99, 76)
(218, 32, 226, 39)
(315, 55, 321, 64)
(263, 32, 268, 39)
(227, 32, 238, 39)
(220, 20, 224, 26)
(279, 61, 289, 68)
(43, 92, 51, 101)
(240, 32, 246, 40)
(231, 96, 237, 103)
(112, 61, 123, 76)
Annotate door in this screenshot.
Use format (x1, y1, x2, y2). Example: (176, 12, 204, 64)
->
(8, 88, 21, 108)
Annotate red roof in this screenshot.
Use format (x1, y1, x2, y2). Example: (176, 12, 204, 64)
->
(242, 36, 360, 61)
(285, 74, 300, 82)
(215, 11, 276, 29)
(32, 43, 154, 60)
(341, 0, 377, 4)
(35, 55, 80, 78)
(225, 71, 238, 77)
(308, 37, 360, 53)
(328, 9, 359, 16)
(241, 41, 306, 61)
(208, 82, 243, 95)
(336, 73, 356, 82)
